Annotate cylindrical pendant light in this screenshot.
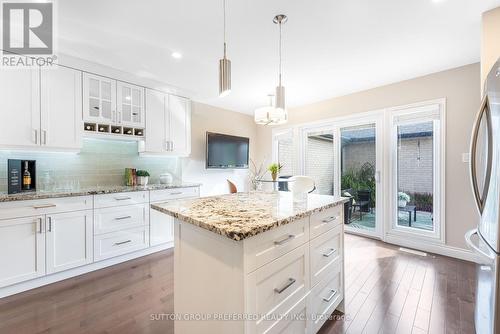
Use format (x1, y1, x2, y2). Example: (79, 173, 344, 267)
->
(274, 14, 287, 111)
(219, 0, 231, 97)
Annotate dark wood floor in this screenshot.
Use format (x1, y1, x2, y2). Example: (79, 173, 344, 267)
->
(0, 234, 476, 334)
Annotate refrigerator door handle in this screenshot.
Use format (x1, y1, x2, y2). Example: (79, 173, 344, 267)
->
(465, 229, 495, 262)
(470, 95, 493, 214)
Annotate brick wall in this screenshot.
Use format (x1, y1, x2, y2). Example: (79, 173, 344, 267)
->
(397, 137, 433, 194)
(305, 136, 334, 195)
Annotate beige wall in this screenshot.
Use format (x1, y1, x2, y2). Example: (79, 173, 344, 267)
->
(256, 63, 481, 250)
(182, 102, 257, 196)
(481, 7, 500, 89)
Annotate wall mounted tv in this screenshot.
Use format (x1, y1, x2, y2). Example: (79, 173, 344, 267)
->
(206, 132, 249, 169)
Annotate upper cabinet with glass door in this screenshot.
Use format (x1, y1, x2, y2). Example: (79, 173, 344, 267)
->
(83, 73, 116, 124)
(117, 81, 145, 128)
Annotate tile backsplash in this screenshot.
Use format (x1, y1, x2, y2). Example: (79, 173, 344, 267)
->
(0, 139, 181, 192)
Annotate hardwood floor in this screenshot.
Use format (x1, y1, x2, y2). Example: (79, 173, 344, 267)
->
(0, 234, 476, 334)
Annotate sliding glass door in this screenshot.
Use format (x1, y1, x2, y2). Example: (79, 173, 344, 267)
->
(389, 103, 444, 242)
(301, 125, 335, 195)
(340, 123, 378, 234)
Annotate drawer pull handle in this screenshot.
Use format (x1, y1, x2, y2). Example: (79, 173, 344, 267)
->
(170, 192, 183, 195)
(323, 289, 337, 303)
(322, 248, 337, 257)
(115, 216, 132, 220)
(115, 197, 132, 201)
(114, 240, 132, 246)
(33, 204, 56, 209)
(274, 278, 296, 294)
(274, 235, 295, 246)
(322, 216, 338, 223)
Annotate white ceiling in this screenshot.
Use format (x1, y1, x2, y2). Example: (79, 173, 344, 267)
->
(58, 0, 500, 114)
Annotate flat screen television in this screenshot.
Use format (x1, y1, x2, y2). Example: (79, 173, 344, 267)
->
(206, 132, 249, 169)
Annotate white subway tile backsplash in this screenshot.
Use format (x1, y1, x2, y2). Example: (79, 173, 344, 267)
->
(0, 138, 181, 192)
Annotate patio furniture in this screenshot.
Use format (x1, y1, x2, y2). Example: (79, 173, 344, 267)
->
(398, 205, 417, 226)
(356, 190, 371, 212)
(341, 188, 354, 224)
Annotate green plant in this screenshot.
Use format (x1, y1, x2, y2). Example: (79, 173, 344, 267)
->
(136, 170, 150, 177)
(398, 192, 410, 202)
(341, 162, 376, 207)
(267, 163, 283, 174)
(409, 192, 433, 212)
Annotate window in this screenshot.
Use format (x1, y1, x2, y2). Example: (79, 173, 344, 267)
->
(389, 102, 445, 241)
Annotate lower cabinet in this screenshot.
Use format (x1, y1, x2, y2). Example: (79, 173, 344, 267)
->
(46, 210, 93, 274)
(0, 216, 45, 288)
(150, 204, 174, 246)
(94, 226, 149, 261)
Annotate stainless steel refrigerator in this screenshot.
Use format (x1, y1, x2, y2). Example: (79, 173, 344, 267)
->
(465, 58, 500, 334)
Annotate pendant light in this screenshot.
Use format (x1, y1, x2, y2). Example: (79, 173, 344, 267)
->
(254, 95, 275, 125)
(274, 14, 287, 114)
(219, 0, 231, 97)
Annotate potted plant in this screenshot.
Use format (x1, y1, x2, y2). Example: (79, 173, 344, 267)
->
(398, 192, 410, 207)
(267, 163, 283, 181)
(136, 170, 150, 186)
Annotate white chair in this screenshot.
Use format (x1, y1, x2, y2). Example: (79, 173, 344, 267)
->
(288, 176, 316, 194)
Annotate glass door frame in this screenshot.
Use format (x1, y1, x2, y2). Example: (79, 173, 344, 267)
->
(333, 112, 385, 240)
(386, 100, 446, 243)
(298, 122, 337, 195)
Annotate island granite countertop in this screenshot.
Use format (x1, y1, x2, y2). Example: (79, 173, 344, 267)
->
(0, 182, 201, 203)
(151, 191, 348, 241)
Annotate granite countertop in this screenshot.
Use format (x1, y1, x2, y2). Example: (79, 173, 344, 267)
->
(151, 191, 348, 241)
(0, 182, 201, 203)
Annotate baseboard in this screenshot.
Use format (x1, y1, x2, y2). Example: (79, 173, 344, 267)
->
(0, 242, 173, 299)
(384, 234, 478, 263)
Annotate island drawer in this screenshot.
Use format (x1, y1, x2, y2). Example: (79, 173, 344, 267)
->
(0, 196, 92, 220)
(308, 263, 343, 333)
(310, 224, 343, 287)
(94, 191, 149, 209)
(94, 204, 148, 235)
(256, 294, 308, 334)
(310, 205, 343, 239)
(150, 187, 199, 203)
(94, 226, 149, 261)
(246, 244, 309, 331)
(244, 217, 309, 273)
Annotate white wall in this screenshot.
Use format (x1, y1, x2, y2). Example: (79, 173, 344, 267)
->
(181, 102, 258, 196)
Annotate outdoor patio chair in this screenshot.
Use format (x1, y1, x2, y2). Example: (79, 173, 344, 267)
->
(356, 189, 371, 213)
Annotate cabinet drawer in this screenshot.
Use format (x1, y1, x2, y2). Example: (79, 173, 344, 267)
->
(94, 191, 149, 209)
(310, 205, 342, 239)
(94, 226, 149, 261)
(94, 204, 148, 235)
(255, 295, 308, 334)
(308, 263, 343, 333)
(0, 196, 92, 220)
(246, 244, 309, 332)
(310, 224, 343, 287)
(244, 217, 309, 273)
(150, 187, 199, 203)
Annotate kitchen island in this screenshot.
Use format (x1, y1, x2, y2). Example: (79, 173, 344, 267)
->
(151, 191, 348, 334)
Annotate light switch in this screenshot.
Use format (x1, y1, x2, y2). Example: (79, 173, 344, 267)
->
(462, 153, 470, 163)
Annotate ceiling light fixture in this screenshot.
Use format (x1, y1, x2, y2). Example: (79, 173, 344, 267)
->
(273, 14, 288, 121)
(171, 52, 182, 59)
(218, 0, 231, 97)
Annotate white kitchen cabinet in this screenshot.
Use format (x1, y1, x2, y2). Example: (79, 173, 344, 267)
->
(0, 216, 45, 288)
(117, 81, 145, 128)
(46, 210, 93, 274)
(40, 66, 83, 150)
(0, 68, 40, 149)
(83, 72, 117, 124)
(144, 89, 168, 153)
(168, 94, 191, 156)
(143, 89, 191, 156)
(150, 207, 174, 246)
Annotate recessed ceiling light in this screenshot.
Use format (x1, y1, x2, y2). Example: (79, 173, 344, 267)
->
(171, 52, 182, 59)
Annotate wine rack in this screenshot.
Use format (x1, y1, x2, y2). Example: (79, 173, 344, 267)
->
(84, 123, 145, 138)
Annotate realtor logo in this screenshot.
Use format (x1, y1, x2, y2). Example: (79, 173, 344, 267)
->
(3, 2, 53, 54)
